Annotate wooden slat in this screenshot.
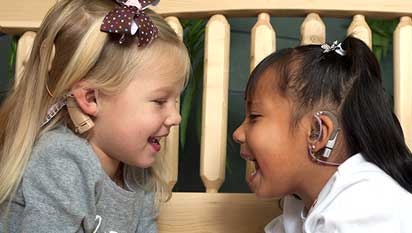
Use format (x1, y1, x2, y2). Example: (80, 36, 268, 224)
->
(300, 13, 325, 45)
(158, 192, 281, 233)
(347, 14, 372, 49)
(247, 13, 276, 183)
(3, 0, 412, 34)
(200, 14, 230, 193)
(250, 13, 276, 69)
(159, 16, 183, 190)
(152, 0, 412, 19)
(0, 0, 55, 34)
(165, 16, 183, 41)
(393, 16, 412, 150)
(15, 31, 36, 87)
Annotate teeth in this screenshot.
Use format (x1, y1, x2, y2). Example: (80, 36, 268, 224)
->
(149, 137, 159, 144)
(249, 160, 259, 175)
(151, 136, 162, 141)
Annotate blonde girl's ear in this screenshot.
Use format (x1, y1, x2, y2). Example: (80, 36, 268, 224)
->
(70, 80, 99, 117)
(68, 81, 98, 134)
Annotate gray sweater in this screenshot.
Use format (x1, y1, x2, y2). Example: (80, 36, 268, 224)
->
(0, 126, 158, 233)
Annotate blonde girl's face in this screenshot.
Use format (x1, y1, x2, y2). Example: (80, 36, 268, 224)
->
(233, 72, 310, 199)
(89, 48, 186, 169)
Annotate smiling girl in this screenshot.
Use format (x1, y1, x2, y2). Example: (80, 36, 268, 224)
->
(0, 0, 190, 232)
(233, 37, 412, 233)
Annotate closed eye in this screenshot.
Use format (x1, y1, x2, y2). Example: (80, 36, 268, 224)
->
(248, 114, 261, 122)
(153, 99, 167, 106)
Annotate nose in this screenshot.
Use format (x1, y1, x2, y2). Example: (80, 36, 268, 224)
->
(164, 102, 181, 127)
(232, 121, 245, 144)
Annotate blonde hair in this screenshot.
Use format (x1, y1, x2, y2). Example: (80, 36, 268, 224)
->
(0, 0, 190, 205)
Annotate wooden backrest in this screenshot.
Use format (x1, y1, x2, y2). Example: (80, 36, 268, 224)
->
(1, 1, 412, 232)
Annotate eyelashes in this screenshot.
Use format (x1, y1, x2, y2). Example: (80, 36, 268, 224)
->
(152, 96, 179, 106)
(152, 98, 178, 107)
(248, 114, 261, 122)
(249, 114, 259, 119)
(153, 100, 167, 105)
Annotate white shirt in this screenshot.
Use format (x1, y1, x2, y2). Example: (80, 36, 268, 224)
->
(264, 153, 412, 233)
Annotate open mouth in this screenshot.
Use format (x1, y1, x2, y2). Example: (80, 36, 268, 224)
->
(249, 159, 260, 176)
(241, 154, 260, 176)
(148, 136, 161, 152)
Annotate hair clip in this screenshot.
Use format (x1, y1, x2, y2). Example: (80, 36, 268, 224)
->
(321, 40, 346, 56)
(101, 0, 160, 45)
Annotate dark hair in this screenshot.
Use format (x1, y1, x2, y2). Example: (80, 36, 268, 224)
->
(246, 36, 412, 193)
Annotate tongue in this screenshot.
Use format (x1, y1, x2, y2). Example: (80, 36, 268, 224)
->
(148, 137, 157, 143)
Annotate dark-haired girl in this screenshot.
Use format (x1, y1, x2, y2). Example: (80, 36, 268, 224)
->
(233, 37, 412, 233)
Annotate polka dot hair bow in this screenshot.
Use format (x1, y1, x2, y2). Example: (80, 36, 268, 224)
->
(101, 0, 160, 46)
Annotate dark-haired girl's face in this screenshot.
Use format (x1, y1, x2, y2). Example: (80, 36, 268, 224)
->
(233, 73, 311, 198)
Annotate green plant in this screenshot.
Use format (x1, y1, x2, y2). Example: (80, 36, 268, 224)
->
(179, 19, 206, 151)
(8, 36, 17, 80)
(367, 19, 398, 63)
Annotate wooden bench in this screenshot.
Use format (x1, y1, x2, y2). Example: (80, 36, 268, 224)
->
(1, 1, 412, 232)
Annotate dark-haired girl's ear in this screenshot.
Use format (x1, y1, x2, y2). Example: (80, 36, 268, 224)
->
(307, 113, 336, 153)
(307, 111, 343, 166)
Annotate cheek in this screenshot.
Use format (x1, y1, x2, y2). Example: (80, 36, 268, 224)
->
(257, 151, 304, 198)
(247, 123, 282, 155)
(140, 111, 165, 129)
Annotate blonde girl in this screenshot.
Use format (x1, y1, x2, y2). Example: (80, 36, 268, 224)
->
(0, 0, 190, 232)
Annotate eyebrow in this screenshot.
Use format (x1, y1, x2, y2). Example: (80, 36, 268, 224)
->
(150, 86, 182, 98)
(246, 100, 263, 105)
(151, 86, 174, 93)
(246, 100, 263, 110)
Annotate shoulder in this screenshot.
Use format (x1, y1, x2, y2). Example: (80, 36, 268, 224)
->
(331, 153, 412, 204)
(19, 126, 106, 210)
(29, 125, 103, 176)
(24, 125, 105, 191)
(306, 154, 412, 232)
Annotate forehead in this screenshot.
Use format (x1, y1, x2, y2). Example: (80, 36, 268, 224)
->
(132, 44, 188, 84)
(126, 68, 184, 98)
(247, 70, 279, 102)
(246, 70, 294, 114)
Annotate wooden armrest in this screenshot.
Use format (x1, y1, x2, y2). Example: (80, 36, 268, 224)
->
(158, 192, 282, 233)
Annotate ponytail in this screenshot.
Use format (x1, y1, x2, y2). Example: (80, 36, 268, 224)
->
(340, 37, 412, 192)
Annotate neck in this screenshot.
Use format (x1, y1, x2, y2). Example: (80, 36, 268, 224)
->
(295, 164, 337, 211)
(296, 133, 349, 210)
(90, 143, 122, 180)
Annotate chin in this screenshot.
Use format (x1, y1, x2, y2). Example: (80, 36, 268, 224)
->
(134, 158, 156, 168)
(255, 191, 269, 199)
(254, 188, 281, 200)
(138, 163, 155, 169)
